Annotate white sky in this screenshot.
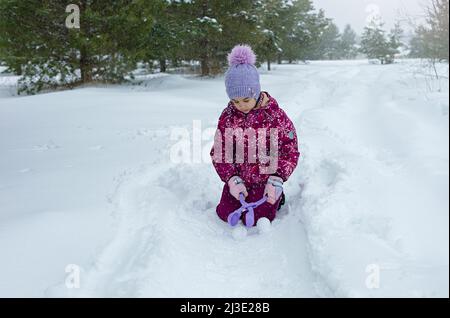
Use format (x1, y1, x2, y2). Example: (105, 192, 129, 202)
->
(312, 0, 427, 34)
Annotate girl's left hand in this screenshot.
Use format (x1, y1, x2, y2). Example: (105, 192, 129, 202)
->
(264, 176, 284, 205)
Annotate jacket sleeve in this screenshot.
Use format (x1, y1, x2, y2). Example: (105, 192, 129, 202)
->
(210, 112, 238, 183)
(272, 109, 300, 182)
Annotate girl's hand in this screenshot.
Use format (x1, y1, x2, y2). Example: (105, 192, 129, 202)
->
(228, 176, 248, 201)
(264, 176, 284, 205)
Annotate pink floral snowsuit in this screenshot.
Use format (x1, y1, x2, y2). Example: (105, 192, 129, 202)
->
(210, 91, 300, 226)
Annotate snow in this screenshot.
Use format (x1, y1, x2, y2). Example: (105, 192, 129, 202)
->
(0, 60, 448, 297)
(256, 217, 272, 234)
(232, 225, 248, 240)
(0, 66, 20, 98)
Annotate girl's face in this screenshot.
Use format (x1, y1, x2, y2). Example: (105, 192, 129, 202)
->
(231, 97, 257, 114)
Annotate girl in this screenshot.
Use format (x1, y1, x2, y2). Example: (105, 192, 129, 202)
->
(210, 44, 300, 229)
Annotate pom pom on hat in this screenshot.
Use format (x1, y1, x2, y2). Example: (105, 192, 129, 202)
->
(227, 44, 257, 66)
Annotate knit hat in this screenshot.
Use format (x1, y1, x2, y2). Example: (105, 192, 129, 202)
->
(225, 44, 261, 100)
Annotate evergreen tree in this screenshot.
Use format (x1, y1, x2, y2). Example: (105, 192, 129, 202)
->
(360, 21, 390, 64)
(302, 9, 334, 60)
(294, 4, 329, 62)
(254, 0, 286, 70)
(215, 1, 260, 73)
(385, 22, 403, 63)
(269, 0, 310, 64)
(338, 24, 358, 59)
(0, 0, 344, 92)
(255, 0, 326, 64)
(0, 0, 156, 94)
(143, 0, 186, 73)
(409, 26, 430, 58)
(173, 0, 257, 76)
(317, 21, 341, 60)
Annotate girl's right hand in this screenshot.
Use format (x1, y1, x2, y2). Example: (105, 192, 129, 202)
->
(264, 176, 284, 205)
(228, 176, 248, 201)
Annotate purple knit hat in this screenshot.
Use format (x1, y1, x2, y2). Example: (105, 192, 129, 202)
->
(225, 44, 261, 100)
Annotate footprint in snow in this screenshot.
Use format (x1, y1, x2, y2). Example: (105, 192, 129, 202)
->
(89, 145, 104, 151)
(33, 140, 61, 151)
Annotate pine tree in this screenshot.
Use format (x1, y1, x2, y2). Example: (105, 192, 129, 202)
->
(317, 21, 341, 60)
(0, 0, 343, 91)
(254, 0, 287, 70)
(215, 1, 260, 73)
(338, 24, 358, 59)
(409, 26, 430, 58)
(302, 9, 334, 60)
(360, 21, 390, 64)
(0, 0, 156, 94)
(278, 0, 324, 63)
(171, 0, 258, 76)
(385, 22, 403, 63)
(143, 0, 186, 73)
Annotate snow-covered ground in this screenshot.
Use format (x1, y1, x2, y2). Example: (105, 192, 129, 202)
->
(0, 60, 448, 297)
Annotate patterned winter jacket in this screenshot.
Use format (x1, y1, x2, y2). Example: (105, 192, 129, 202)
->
(210, 91, 300, 185)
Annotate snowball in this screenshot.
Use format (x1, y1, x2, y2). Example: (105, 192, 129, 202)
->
(257, 217, 272, 234)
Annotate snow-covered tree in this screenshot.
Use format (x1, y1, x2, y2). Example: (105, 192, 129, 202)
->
(360, 21, 388, 63)
(300, 9, 335, 60)
(360, 20, 402, 64)
(338, 24, 358, 60)
(253, 0, 287, 70)
(317, 21, 341, 60)
(142, 1, 186, 73)
(0, 0, 156, 94)
(172, 0, 258, 76)
(0, 0, 340, 92)
(268, 0, 313, 64)
(385, 22, 404, 63)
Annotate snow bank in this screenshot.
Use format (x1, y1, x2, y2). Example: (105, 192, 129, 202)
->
(293, 61, 449, 297)
(0, 60, 448, 297)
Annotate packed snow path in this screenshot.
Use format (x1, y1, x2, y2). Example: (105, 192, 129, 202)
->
(70, 164, 317, 297)
(0, 61, 448, 297)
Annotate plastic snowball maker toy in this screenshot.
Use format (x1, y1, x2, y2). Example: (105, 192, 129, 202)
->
(227, 193, 268, 228)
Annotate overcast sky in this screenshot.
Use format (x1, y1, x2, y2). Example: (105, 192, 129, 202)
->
(312, 0, 427, 34)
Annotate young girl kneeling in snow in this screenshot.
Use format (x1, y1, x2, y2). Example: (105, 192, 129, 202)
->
(210, 44, 300, 229)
